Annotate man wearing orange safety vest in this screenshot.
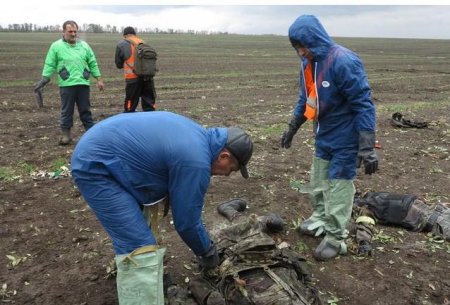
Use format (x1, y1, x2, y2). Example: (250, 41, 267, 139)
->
(281, 15, 379, 261)
(115, 26, 157, 112)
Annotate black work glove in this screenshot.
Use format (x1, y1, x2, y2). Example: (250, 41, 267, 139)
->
(357, 131, 379, 175)
(34, 77, 50, 93)
(197, 242, 219, 271)
(281, 116, 305, 149)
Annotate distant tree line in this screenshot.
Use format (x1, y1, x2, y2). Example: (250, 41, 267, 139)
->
(0, 23, 229, 35)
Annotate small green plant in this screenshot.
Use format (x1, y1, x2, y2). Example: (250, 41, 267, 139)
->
(6, 253, 30, 268)
(18, 161, 35, 174)
(373, 230, 395, 244)
(0, 283, 17, 301)
(263, 123, 285, 135)
(50, 158, 67, 172)
(425, 233, 446, 253)
(290, 180, 307, 192)
(290, 218, 302, 231)
(0, 167, 19, 181)
(293, 241, 309, 253)
(327, 295, 341, 305)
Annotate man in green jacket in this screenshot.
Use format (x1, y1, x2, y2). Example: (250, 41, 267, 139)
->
(34, 20, 105, 145)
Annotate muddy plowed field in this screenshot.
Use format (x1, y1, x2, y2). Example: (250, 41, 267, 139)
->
(1, 32, 449, 304)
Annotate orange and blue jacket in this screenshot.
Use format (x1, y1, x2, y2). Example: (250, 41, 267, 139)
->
(114, 36, 143, 80)
(289, 15, 376, 152)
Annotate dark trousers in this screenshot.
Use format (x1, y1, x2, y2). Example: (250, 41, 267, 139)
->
(124, 77, 156, 112)
(59, 85, 94, 130)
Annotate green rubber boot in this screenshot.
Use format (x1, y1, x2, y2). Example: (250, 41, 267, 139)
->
(296, 157, 330, 237)
(115, 246, 166, 305)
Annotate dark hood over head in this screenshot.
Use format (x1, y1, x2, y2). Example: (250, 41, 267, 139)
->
(288, 15, 334, 60)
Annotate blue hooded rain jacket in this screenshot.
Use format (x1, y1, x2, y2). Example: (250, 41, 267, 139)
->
(289, 15, 376, 179)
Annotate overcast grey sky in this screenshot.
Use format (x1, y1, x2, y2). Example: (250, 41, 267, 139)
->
(3, 3, 450, 39)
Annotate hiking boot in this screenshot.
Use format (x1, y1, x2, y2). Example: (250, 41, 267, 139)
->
(313, 239, 342, 261)
(217, 198, 247, 221)
(59, 128, 72, 145)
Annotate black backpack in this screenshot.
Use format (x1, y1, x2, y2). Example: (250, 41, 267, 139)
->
(127, 39, 157, 77)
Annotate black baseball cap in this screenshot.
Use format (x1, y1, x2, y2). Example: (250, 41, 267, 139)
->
(225, 128, 253, 179)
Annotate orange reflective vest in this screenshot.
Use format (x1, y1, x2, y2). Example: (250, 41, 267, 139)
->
(303, 62, 318, 120)
(124, 36, 143, 80)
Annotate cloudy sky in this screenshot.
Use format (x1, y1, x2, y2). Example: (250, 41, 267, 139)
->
(3, 1, 450, 39)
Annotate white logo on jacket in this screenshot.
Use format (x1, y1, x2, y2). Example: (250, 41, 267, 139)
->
(322, 81, 330, 88)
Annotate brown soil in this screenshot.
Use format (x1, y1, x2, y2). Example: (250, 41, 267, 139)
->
(1, 34, 449, 305)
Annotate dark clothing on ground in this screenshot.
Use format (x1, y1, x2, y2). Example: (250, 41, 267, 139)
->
(168, 213, 322, 305)
(355, 192, 450, 242)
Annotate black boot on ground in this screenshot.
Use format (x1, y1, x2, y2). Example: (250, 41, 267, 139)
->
(262, 213, 285, 233)
(217, 198, 247, 221)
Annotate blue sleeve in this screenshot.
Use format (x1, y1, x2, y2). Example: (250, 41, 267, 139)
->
(334, 54, 375, 132)
(169, 164, 212, 256)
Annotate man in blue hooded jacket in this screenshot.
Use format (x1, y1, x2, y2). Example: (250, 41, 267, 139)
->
(71, 111, 253, 305)
(281, 15, 378, 261)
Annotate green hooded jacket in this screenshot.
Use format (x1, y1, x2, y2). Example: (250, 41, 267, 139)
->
(41, 38, 101, 87)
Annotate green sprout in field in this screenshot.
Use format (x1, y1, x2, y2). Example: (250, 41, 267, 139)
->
(0, 167, 18, 181)
(327, 294, 342, 305)
(0, 283, 17, 301)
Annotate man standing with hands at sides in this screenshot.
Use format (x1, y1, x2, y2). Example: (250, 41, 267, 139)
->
(281, 15, 378, 261)
(34, 20, 104, 145)
(71, 110, 254, 305)
(115, 26, 157, 112)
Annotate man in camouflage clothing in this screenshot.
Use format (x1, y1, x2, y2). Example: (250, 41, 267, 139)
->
(354, 192, 450, 242)
(337, 190, 450, 257)
(167, 199, 323, 305)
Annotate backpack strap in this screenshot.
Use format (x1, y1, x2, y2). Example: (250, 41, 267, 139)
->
(125, 37, 142, 46)
(263, 266, 311, 305)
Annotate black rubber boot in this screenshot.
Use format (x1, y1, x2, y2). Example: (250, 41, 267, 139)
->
(217, 198, 247, 221)
(262, 213, 285, 233)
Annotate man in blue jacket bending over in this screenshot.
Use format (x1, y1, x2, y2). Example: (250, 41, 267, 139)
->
(71, 111, 253, 305)
(281, 15, 378, 261)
